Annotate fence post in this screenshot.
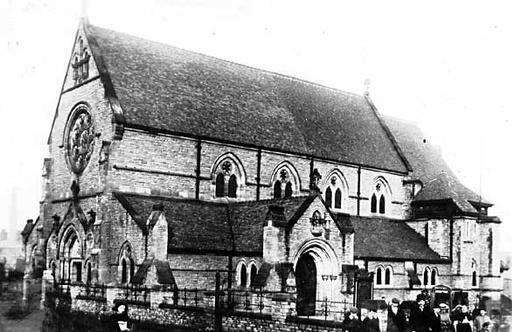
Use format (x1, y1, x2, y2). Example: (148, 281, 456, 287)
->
(214, 271, 222, 332)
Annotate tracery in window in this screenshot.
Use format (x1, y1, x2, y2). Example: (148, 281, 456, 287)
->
(271, 162, 300, 199)
(370, 177, 391, 215)
(322, 170, 348, 211)
(212, 153, 245, 199)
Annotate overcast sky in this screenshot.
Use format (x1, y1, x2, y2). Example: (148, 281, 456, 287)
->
(1, 0, 511, 254)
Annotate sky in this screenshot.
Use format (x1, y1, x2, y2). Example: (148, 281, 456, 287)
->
(0, 0, 511, 254)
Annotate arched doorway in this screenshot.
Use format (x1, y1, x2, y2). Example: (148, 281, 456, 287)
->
(296, 253, 317, 316)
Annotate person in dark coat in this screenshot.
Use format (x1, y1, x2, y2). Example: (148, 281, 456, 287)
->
(343, 306, 363, 332)
(388, 298, 407, 332)
(362, 308, 380, 332)
(410, 298, 431, 332)
(452, 305, 473, 332)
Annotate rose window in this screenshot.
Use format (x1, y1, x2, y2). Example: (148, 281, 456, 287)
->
(67, 108, 95, 173)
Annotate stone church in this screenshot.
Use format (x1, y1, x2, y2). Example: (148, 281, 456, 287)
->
(23, 20, 502, 316)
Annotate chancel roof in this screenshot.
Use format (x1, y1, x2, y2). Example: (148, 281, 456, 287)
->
(83, 23, 409, 173)
(384, 116, 490, 214)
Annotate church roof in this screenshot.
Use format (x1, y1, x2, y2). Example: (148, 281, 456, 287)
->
(83, 23, 409, 174)
(383, 116, 490, 214)
(114, 192, 313, 254)
(352, 216, 446, 263)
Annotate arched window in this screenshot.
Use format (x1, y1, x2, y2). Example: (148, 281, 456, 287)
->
(274, 181, 282, 199)
(385, 267, 392, 285)
(121, 259, 127, 284)
(249, 264, 258, 287)
(216, 173, 225, 197)
(379, 196, 386, 214)
(325, 187, 332, 207)
(371, 194, 377, 213)
(86, 261, 92, 284)
(431, 269, 437, 285)
(228, 175, 237, 198)
(270, 162, 300, 200)
(423, 268, 430, 286)
(284, 182, 293, 198)
(334, 189, 342, 209)
(472, 271, 478, 287)
(376, 267, 382, 285)
(130, 258, 135, 282)
(240, 264, 247, 287)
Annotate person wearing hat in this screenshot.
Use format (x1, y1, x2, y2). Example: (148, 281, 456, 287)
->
(473, 307, 491, 332)
(387, 298, 406, 332)
(362, 307, 381, 332)
(438, 303, 452, 332)
(342, 306, 363, 332)
(453, 305, 473, 332)
(430, 305, 442, 332)
(410, 298, 431, 332)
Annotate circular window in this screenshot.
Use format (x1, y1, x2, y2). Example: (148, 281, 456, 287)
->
(66, 106, 95, 174)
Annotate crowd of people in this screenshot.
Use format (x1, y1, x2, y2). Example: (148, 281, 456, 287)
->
(340, 295, 494, 332)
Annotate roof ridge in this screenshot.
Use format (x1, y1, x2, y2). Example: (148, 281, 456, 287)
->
(86, 23, 363, 100)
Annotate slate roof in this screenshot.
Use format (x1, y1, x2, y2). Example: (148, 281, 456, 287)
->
(384, 116, 490, 214)
(131, 257, 176, 285)
(114, 192, 314, 254)
(83, 23, 409, 173)
(352, 216, 446, 263)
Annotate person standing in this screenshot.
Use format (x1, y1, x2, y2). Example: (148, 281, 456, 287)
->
(430, 306, 442, 332)
(410, 298, 431, 332)
(343, 306, 363, 332)
(362, 308, 381, 332)
(453, 305, 473, 332)
(388, 298, 407, 332)
(439, 303, 453, 332)
(473, 308, 491, 332)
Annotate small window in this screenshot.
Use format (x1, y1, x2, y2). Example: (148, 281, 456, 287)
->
(121, 259, 127, 284)
(385, 267, 391, 285)
(274, 181, 282, 199)
(431, 269, 437, 285)
(216, 173, 225, 197)
(423, 268, 429, 286)
(86, 262, 92, 284)
(250, 264, 258, 287)
(472, 271, 478, 287)
(240, 264, 247, 287)
(130, 259, 135, 282)
(371, 194, 377, 213)
(376, 267, 382, 285)
(325, 187, 332, 207)
(379, 195, 386, 214)
(334, 189, 342, 209)
(228, 175, 237, 198)
(284, 182, 293, 198)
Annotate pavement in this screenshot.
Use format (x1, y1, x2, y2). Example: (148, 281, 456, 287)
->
(0, 280, 44, 332)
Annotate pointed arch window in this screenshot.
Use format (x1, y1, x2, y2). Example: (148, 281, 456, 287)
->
(240, 264, 247, 287)
(423, 268, 429, 286)
(431, 269, 437, 285)
(284, 182, 293, 198)
(228, 175, 237, 198)
(86, 261, 92, 284)
(216, 173, 225, 197)
(72, 38, 90, 85)
(472, 271, 478, 287)
(371, 194, 377, 213)
(130, 258, 135, 282)
(385, 267, 392, 285)
(274, 181, 282, 199)
(121, 259, 127, 284)
(249, 264, 258, 287)
(334, 189, 342, 209)
(325, 187, 332, 207)
(379, 196, 386, 214)
(376, 267, 382, 285)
